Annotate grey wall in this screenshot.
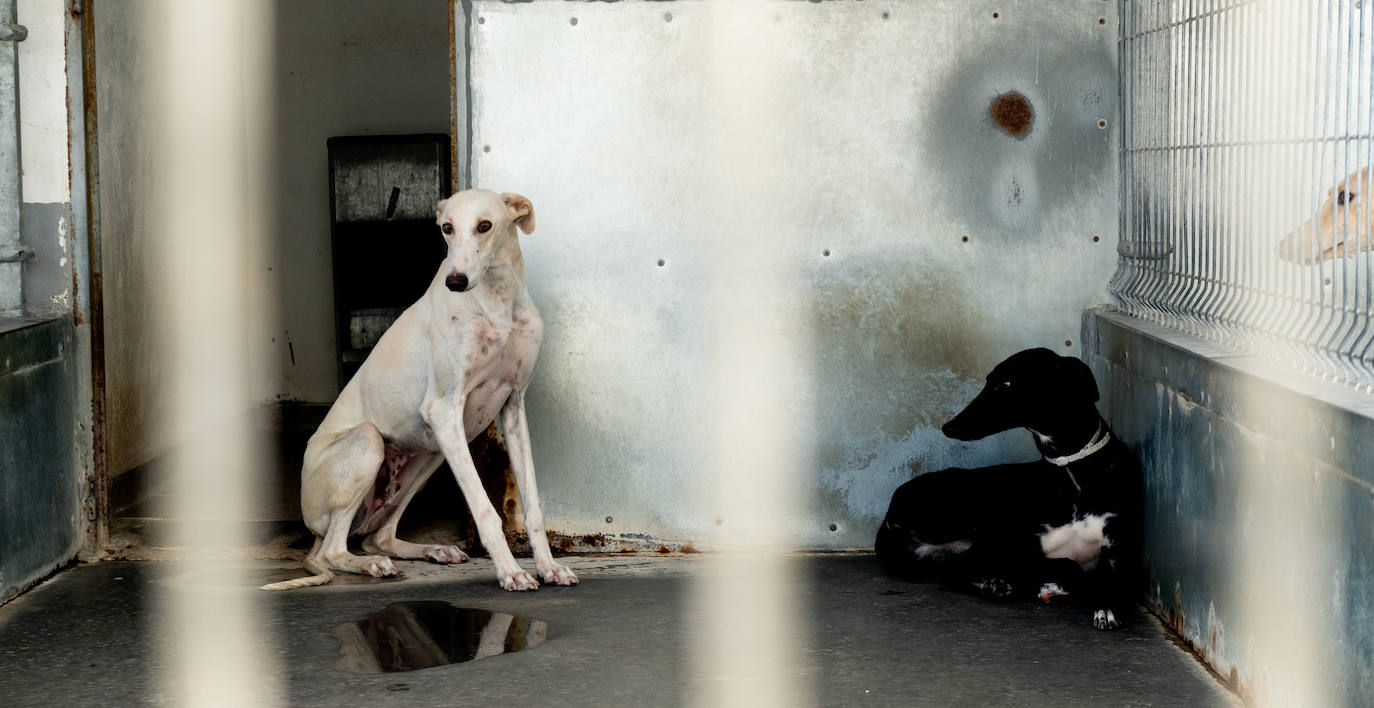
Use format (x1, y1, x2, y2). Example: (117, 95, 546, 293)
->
(464, 0, 1121, 548)
(1085, 307, 1374, 707)
(267, 0, 451, 404)
(95, 0, 451, 478)
(94, 0, 168, 480)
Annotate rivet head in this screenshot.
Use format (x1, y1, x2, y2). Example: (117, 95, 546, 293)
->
(1097, 119, 1108, 129)
(482, 145, 491, 153)
(828, 523, 838, 532)
(664, 12, 673, 22)
(605, 515, 613, 523)
(477, 16, 485, 25)
(570, 17, 578, 26)
(657, 258, 666, 267)
(822, 248, 831, 257)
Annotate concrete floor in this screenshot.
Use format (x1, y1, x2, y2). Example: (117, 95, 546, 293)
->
(0, 554, 1238, 706)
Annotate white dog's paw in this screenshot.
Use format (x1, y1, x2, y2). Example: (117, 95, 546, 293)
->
(362, 556, 397, 578)
(1092, 609, 1120, 630)
(538, 561, 580, 586)
(1038, 582, 1069, 602)
(423, 545, 469, 564)
(498, 569, 540, 592)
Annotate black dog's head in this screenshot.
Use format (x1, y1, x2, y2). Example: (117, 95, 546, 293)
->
(941, 348, 1099, 441)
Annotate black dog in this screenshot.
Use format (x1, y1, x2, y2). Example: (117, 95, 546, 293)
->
(875, 348, 1141, 630)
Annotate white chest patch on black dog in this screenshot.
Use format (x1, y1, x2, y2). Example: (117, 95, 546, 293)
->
(1039, 513, 1115, 569)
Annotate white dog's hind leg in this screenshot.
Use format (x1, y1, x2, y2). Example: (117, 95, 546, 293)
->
(361, 454, 469, 564)
(302, 422, 398, 580)
(424, 397, 538, 591)
(499, 395, 578, 586)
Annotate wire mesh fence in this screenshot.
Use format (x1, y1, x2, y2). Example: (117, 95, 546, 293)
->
(1112, 0, 1374, 391)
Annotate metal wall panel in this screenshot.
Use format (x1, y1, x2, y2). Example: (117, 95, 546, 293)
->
(464, 0, 1119, 548)
(1085, 307, 1374, 707)
(0, 318, 80, 604)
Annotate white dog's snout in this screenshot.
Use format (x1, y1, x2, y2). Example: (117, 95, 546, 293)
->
(445, 271, 470, 292)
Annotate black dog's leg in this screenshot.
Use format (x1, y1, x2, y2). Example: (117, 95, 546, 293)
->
(876, 468, 986, 582)
(1035, 554, 1134, 630)
(963, 532, 1060, 602)
(1081, 548, 1139, 630)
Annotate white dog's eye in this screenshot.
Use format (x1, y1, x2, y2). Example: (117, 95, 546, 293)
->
(477, 220, 492, 233)
(442, 223, 454, 235)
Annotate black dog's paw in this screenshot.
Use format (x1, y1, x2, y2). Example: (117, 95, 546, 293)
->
(1092, 609, 1120, 630)
(974, 578, 1015, 600)
(1037, 582, 1070, 602)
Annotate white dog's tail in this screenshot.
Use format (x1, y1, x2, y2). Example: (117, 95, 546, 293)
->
(259, 538, 334, 591)
(259, 569, 333, 591)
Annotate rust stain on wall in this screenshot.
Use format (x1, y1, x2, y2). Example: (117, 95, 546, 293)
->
(1145, 580, 1248, 704)
(989, 91, 1033, 137)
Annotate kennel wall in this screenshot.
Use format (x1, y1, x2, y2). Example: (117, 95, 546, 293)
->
(452, 0, 1121, 550)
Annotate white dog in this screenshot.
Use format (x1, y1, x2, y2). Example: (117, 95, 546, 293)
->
(263, 189, 577, 592)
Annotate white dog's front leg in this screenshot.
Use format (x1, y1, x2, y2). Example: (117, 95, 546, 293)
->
(424, 397, 538, 591)
(499, 394, 579, 586)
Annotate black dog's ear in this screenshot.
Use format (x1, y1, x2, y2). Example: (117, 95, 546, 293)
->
(1058, 355, 1100, 403)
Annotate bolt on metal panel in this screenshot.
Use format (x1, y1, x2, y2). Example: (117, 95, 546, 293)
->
(464, 0, 1119, 549)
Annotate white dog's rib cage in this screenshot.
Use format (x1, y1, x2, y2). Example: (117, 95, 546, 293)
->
(1112, 0, 1374, 390)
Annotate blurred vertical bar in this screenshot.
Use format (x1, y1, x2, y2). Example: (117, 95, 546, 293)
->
(689, 2, 810, 706)
(1234, 3, 1336, 705)
(147, 0, 280, 704)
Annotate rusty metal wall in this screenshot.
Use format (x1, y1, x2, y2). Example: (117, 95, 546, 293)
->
(460, 0, 1120, 549)
(1085, 307, 1374, 707)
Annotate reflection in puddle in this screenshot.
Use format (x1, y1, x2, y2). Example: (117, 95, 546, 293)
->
(332, 602, 549, 673)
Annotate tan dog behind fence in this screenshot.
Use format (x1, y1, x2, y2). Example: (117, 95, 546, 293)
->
(1278, 167, 1372, 265)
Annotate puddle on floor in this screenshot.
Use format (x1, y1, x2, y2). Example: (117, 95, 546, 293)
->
(332, 602, 549, 673)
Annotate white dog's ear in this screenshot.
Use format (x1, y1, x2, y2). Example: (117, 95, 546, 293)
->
(435, 198, 448, 221)
(502, 193, 535, 234)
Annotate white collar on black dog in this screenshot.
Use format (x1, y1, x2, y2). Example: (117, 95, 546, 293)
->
(1044, 425, 1111, 467)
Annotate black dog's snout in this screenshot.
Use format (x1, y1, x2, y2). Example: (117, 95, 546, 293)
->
(445, 272, 470, 292)
(941, 418, 975, 441)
